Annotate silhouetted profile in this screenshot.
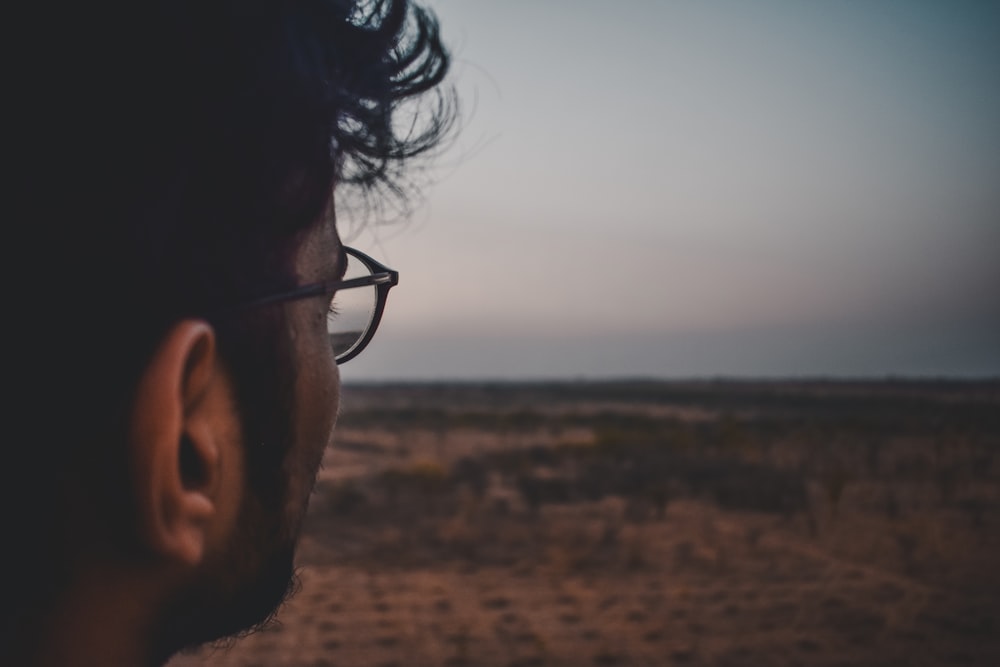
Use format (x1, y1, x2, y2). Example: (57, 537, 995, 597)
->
(2, 1, 453, 665)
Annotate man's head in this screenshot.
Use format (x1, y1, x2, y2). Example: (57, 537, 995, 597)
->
(3, 0, 452, 663)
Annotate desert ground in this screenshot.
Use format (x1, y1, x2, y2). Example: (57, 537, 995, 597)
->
(168, 379, 999, 667)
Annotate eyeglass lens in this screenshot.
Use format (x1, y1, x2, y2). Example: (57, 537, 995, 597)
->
(327, 252, 377, 360)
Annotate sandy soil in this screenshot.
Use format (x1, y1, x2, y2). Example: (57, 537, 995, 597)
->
(168, 380, 1000, 667)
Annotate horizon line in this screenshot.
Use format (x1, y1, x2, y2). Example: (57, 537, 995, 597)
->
(341, 374, 1000, 386)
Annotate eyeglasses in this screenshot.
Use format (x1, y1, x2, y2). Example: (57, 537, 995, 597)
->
(231, 246, 398, 365)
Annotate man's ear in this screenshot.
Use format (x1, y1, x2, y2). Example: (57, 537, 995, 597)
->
(129, 319, 241, 567)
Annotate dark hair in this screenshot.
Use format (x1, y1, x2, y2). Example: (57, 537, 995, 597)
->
(4, 0, 453, 617)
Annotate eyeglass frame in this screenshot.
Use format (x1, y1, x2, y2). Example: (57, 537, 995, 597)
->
(219, 246, 399, 365)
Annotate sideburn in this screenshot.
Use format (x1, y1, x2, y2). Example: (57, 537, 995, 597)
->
(214, 302, 298, 515)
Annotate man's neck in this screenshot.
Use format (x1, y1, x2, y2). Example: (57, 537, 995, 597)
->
(8, 565, 165, 667)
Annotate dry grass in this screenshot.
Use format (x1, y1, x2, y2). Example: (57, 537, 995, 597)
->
(169, 380, 1000, 667)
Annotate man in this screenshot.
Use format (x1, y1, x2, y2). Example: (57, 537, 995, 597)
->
(2, 1, 453, 664)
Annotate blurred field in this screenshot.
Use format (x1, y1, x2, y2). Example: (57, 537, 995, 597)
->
(170, 379, 1000, 667)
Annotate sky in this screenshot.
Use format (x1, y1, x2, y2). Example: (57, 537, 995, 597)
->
(339, 0, 1000, 381)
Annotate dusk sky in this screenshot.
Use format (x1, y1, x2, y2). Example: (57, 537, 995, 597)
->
(340, 0, 1000, 381)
